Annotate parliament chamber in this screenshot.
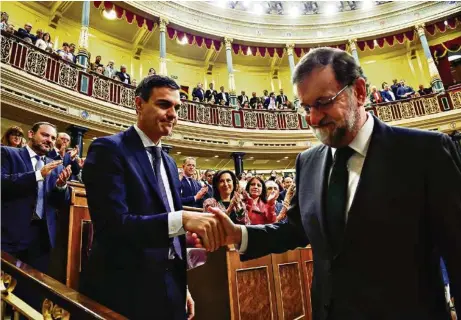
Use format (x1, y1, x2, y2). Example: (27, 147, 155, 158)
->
(1, 1, 460, 319)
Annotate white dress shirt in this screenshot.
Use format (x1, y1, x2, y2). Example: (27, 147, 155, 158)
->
(26, 145, 45, 182)
(133, 125, 185, 237)
(239, 113, 374, 253)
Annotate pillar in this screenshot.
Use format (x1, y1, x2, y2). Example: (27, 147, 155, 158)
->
(225, 37, 237, 107)
(67, 125, 88, 157)
(415, 24, 444, 92)
(76, 0, 90, 69)
(162, 144, 173, 154)
(231, 152, 245, 178)
(286, 43, 296, 77)
(348, 39, 360, 66)
(159, 18, 168, 76)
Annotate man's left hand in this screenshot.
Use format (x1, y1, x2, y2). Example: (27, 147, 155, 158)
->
(56, 165, 72, 187)
(68, 145, 79, 160)
(186, 289, 195, 320)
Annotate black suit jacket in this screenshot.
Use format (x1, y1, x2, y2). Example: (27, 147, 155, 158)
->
(237, 95, 249, 105)
(116, 71, 131, 84)
(243, 116, 461, 320)
(276, 94, 288, 106)
(180, 177, 203, 208)
(249, 97, 259, 108)
(192, 88, 205, 102)
(217, 92, 229, 105)
(47, 149, 81, 176)
(205, 89, 217, 102)
(17, 28, 36, 42)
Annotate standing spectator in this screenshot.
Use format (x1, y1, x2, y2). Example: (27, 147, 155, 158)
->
(205, 83, 217, 103)
(266, 92, 277, 110)
(203, 169, 215, 201)
(104, 60, 116, 78)
(391, 79, 399, 97)
(35, 29, 43, 44)
(148, 67, 156, 76)
(369, 86, 383, 104)
(57, 43, 73, 62)
(116, 65, 131, 84)
(396, 79, 415, 100)
(276, 88, 288, 109)
(381, 84, 395, 102)
(217, 86, 229, 106)
(180, 157, 208, 208)
(17, 23, 35, 42)
(237, 91, 249, 106)
(90, 55, 103, 72)
(238, 171, 247, 190)
(5, 24, 14, 34)
(1, 12, 9, 30)
(249, 92, 259, 109)
(1, 126, 24, 147)
(265, 180, 283, 215)
(35, 32, 52, 51)
(261, 89, 269, 104)
(95, 66, 104, 75)
(417, 84, 431, 96)
(245, 176, 277, 225)
(192, 83, 205, 102)
(69, 43, 76, 63)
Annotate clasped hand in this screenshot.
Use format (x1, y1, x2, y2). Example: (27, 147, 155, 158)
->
(182, 207, 241, 252)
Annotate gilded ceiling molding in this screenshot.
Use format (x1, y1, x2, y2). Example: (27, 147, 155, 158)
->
(126, 1, 461, 44)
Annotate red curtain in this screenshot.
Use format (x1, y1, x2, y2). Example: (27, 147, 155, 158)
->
(437, 56, 453, 86)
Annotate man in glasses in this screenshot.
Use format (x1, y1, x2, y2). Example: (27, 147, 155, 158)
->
(209, 47, 461, 319)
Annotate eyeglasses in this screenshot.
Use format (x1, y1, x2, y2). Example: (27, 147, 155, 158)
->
(297, 84, 350, 117)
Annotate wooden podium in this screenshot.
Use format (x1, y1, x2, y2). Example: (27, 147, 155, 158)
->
(65, 183, 314, 319)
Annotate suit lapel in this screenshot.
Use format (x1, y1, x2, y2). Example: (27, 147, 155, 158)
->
(123, 127, 163, 200)
(162, 153, 183, 210)
(19, 147, 34, 172)
(316, 145, 332, 241)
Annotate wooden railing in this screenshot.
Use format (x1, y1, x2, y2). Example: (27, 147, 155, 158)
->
(1, 251, 127, 320)
(1, 31, 460, 131)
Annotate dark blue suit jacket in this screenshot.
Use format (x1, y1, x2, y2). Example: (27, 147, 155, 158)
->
(47, 149, 81, 176)
(380, 90, 394, 102)
(180, 177, 203, 208)
(192, 88, 205, 101)
(80, 126, 187, 319)
(1, 146, 70, 252)
(243, 116, 461, 320)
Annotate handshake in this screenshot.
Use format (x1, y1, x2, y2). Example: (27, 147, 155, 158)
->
(182, 207, 242, 252)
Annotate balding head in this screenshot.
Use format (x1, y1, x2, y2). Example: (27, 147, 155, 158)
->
(56, 132, 71, 149)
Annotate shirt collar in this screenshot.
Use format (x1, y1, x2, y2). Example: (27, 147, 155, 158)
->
(133, 124, 162, 149)
(331, 112, 374, 158)
(26, 145, 39, 159)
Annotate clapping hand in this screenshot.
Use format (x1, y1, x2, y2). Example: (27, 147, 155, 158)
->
(56, 165, 72, 187)
(68, 145, 79, 160)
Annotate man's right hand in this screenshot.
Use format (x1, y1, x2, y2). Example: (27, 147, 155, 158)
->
(195, 186, 208, 200)
(207, 207, 242, 246)
(182, 210, 225, 252)
(40, 160, 62, 177)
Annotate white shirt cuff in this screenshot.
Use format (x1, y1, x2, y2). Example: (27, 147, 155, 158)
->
(35, 170, 44, 181)
(169, 210, 186, 237)
(237, 225, 248, 254)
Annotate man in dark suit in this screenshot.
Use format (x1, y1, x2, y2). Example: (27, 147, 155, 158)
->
(203, 169, 215, 201)
(17, 22, 36, 43)
(180, 157, 208, 208)
(48, 132, 81, 177)
(217, 86, 230, 106)
(1, 122, 71, 273)
(249, 92, 260, 109)
(81, 75, 225, 319)
(237, 91, 249, 106)
(276, 88, 288, 109)
(278, 176, 293, 202)
(211, 48, 461, 320)
(205, 83, 218, 103)
(116, 65, 131, 84)
(192, 83, 205, 102)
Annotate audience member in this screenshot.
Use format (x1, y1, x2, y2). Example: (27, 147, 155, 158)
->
(418, 84, 432, 96)
(148, 67, 156, 76)
(17, 22, 35, 42)
(391, 78, 400, 97)
(266, 92, 277, 110)
(57, 42, 73, 62)
(396, 79, 415, 100)
(116, 65, 131, 84)
(245, 176, 277, 225)
(69, 43, 76, 63)
(205, 83, 217, 102)
(203, 169, 215, 200)
(217, 86, 229, 106)
(35, 29, 43, 42)
(238, 171, 247, 189)
(132, 79, 137, 87)
(1, 126, 24, 147)
(0, 11, 9, 30)
(238, 91, 249, 106)
(104, 60, 116, 78)
(369, 86, 383, 104)
(279, 176, 293, 201)
(35, 32, 52, 51)
(5, 24, 14, 34)
(90, 55, 103, 72)
(261, 89, 269, 104)
(249, 92, 259, 109)
(180, 157, 208, 208)
(276, 88, 288, 109)
(95, 66, 104, 75)
(192, 83, 205, 102)
(265, 180, 283, 214)
(381, 83, 395, 102)
(48, 132, 81, 177)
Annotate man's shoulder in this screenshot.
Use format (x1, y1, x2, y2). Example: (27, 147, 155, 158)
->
(1, 146, 24, 158)
(299, 144, 327, 161)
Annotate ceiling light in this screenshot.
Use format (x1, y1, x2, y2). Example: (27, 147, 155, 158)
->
(324, 4, 338, 15)
(284, 156, 289, 159)
(444, 20, 448, 26)
(362, 1, 373, 10)
(205, 159, 209, 161)
(103, 9, 117, 20)
(214, 155, 219, 158)
(373, 39, 378, 46)
(276, 160, 281, 162)
(254, 3, 264, 15)
(177, 151, 181, 154)
(289, 6, 299, 16)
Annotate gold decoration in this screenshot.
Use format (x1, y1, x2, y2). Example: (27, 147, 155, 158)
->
(448, 90, 461, 110)
(286, 43, 295, 56)
(1, 272, 17, 294)
(42, 299, 70, 320)
(348, 39, 357, 52)
(224, 37, 233, 49)
(25, 50, 47, 77)
(159, 17, 169, 32)
(1, 36, 13, 63)
(244, 111, 257, 128)
(58, 64, 78, 90)
(376, 105, 393, 122)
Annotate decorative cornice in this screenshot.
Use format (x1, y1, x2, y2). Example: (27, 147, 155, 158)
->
(126, 1, 461, 44)
(159, 17, 169, 32)
(286, 43, 295, 56)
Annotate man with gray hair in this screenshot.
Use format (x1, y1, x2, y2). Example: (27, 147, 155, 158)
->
(180, 157, 208, 208)
(116, 64, 131, 84)
(210, 47, 461, 319)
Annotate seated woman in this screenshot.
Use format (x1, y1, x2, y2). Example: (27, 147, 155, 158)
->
(245, 176, 277, 225)
(203, 170, 249, 225)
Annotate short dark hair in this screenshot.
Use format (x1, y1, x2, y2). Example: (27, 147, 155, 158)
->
(62, 42, 69, 47)
(213, 170, 238, 202)
(30, 121, 56, 133)
(292, 47, 364, 87)
(245, 176, 267, 203)
(204, 169, 215, 176)
(135, 75, 180, 102)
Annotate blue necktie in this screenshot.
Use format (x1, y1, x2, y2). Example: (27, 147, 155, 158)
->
(35, 155, 45, 219)
(147, 147, 182, 259)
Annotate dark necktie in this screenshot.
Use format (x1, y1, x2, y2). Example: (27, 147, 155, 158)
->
(35, 155, 45, 219)
(326, 146, 355, 255)
(146, 146, 182, 259)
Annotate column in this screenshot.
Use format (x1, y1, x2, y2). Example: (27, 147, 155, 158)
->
(416, 24, 444, 92)
(231, 152, 245, 178)
(286, 43, 296, 77)
(162, 144, 173, 154)
(76, 0, 90, 69)
(159, 18, 168, 76)
(67, 125, 88, 157)
(348, 39, 360, 66)
(225, 37, 237, 107)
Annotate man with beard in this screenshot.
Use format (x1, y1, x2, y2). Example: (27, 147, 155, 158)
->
(1, 122, 72, 273)
(209, 48, 461, 319)
(48, 132, 81, 177)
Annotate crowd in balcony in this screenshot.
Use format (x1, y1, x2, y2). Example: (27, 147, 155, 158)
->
(368, 79, 433, 105)
(191, 82, 295, 110)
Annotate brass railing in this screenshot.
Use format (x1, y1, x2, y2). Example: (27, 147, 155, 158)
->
(1, 31, 460, 131)
(1, 251, 127, 320)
